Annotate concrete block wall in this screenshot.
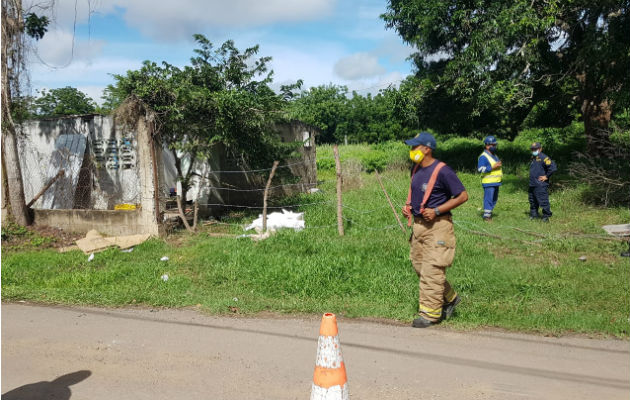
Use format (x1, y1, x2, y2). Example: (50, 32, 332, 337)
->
(33, 209, 150, 236)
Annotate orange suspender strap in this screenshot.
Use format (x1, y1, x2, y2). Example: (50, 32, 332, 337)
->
(406, 162, 445, 225)
(420, 162, 446, 213)
(406, 164, 421, 226)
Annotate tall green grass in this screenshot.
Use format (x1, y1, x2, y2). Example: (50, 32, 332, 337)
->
(2, 142, 629, 337)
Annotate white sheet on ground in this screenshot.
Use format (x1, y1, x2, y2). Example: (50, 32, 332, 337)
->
(244, 209, 304, 232)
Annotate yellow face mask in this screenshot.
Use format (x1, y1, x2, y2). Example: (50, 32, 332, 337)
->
(409, 149, 424, 163)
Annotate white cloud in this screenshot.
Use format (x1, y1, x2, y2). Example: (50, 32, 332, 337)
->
(373, 34, 415, 63)
(266, 44, 342, 90)
(32, 29, 105, 67)
(334, 52, 385, 80)
(30, 57, 143, 91)
(77, 85, 108, 104)
(30, 0, 337, 41)
(345, 71, 404, 96)
(25, 0, 117, 29)
(37, 0, 335, 41)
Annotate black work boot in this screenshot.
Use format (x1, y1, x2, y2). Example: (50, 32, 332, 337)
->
(412, 315, 438, 328)
(442, 295, 461, 320)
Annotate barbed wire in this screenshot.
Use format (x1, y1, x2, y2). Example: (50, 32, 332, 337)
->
(201, 159, 318, 174)
(11, 136, 623, 243)
(201, 220, 340, 230)
(193, 200, 333, 209)
(341, 215, 402, 231)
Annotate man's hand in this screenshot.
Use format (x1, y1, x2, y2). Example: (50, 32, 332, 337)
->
(402, 205, 411, 218)
(421, 208, 436, 222)
(493, 161, 502, 170)
(538, 175, 548, 182)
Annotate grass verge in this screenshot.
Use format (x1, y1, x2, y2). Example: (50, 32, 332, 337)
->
(2, 146, 629, 338)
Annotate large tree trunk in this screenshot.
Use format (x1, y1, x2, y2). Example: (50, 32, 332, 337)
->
(1, 152, 10, 223)
(581, 98, 612, 156)
(1, 0, 32, 225)
(1, 127, 31, 225)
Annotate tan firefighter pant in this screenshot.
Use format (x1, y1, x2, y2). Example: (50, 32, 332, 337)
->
(409, 215, 458, 322)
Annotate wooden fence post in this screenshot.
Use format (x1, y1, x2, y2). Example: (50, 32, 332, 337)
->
(375, 170, 406, 233)
(333, 145, 344, 236)
(262, 161, 279, 233)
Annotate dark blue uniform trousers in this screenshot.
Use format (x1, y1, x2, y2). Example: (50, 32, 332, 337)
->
(528, 185, 552, 218)
(483, 186, 499, 217)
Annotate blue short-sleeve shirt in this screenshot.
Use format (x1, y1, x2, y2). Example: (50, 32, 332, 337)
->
(411, 160, 466, 216)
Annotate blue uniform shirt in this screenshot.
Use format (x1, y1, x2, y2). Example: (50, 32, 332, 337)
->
(529, 152, 557, 186)
(477, 150, 502, 188)
(410, 160, 466, 216)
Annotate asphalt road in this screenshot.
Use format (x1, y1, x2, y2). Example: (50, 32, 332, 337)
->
(2, 303, 629, 399)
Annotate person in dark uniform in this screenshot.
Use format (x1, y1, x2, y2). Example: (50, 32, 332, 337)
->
(528, 142, 557, 222)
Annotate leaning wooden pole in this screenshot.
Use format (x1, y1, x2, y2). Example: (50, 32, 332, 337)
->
(262, 161, 279, 233)
(374, 170, 405, 233)
(333, 144, 344, 236)
(26, 169, 65, 208)
(192, 199, 199, 232)
(176, 181, 194, 233)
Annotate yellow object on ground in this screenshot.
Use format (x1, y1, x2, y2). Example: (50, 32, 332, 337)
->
(114, 203, 137, 210)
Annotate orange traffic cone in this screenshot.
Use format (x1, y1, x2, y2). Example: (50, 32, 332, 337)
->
(310, 313, 349, 400)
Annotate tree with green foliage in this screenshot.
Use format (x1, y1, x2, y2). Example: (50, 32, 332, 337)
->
(382, 1, 630, 146)
(286, 84, 349, 143)
(107, 34, 292, 200)
(287, 84, 419, 144)
(2, 0, 50, 226)
(32, 86, 97, 117)
(337, 91, 402, 143)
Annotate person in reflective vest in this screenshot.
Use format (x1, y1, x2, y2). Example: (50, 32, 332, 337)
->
(477, 135, 503, 221)
(529, 142, 557, 222)
(402, 132, 468, 328)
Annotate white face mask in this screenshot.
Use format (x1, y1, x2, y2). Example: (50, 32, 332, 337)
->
(532, 150, 540, 156)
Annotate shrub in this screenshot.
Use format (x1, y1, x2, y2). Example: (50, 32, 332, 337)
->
(514, 122, 586, 164)
(359, 150, 388, 172)
(434, 137, 480, 172)
(316, 157, 336, 172)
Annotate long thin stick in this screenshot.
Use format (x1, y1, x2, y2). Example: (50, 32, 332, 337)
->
(375, 170, 405, 233)
(27, 169, 64, 208)
(176, 186, 193, 233)
(333, 145, 344, 236)
(463, 228, 539, 245)
(512, 227, 546, 238)
(193, 199, 199, 231)
(192, 185, 200, 232)
(262, 160, 279, 233)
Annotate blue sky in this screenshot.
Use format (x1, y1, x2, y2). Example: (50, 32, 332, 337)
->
(27, 0, 416, 104)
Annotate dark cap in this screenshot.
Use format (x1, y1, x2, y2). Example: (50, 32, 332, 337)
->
(530, 142, 541, 150)
(405, 132, 436, 149)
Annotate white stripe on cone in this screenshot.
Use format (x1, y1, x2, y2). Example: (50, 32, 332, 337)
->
(315, 335, 344, 369)
(311, 383, 349, 400)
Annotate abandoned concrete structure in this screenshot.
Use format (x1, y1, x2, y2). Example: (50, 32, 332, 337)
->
(13, 114, 318, 236)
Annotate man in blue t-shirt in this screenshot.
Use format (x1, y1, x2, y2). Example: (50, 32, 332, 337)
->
(402, 132, 468, 328)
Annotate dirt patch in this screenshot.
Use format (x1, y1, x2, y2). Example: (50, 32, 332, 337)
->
(1, 222, 83, 251)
